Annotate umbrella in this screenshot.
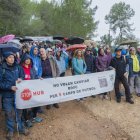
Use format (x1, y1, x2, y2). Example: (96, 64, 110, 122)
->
(0, 34, 15, 44)
(53, 35, 65, 40)
(65, 37, 84, 45)
(0, 43, 20, 53)
(53, 40, 62, 44)
(120, 40, 137, 45)
(66, 44, 86, 51)
(20, 38, 33, 43)
(14, 37, 23, 41)
(8, 39, 22, 47)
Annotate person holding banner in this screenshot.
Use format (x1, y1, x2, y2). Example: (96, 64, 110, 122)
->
(84, 47, 96, 74)
(0, 52, 29, 140)
(72, 49, 87, 101)
(20, 54, 43, 128)
(30, 45, 43, 113)
(110, 48, 134, 104)
(96, 48, 110, 100)
(55, 48, 68, 77)
(40, 48, 60, 109)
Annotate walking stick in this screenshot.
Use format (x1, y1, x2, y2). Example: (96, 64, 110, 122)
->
(14, 96, 20, 140)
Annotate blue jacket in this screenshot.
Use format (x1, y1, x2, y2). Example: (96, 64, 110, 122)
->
(72, 58, 87, 75)
(55, 57, 67, 75)
(128, 55, 140, 77)
(30, 46, 42, 77)
(0, 62, 22, 98)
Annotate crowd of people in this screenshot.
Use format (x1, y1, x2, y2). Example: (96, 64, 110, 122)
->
(0, 39, 140, 140)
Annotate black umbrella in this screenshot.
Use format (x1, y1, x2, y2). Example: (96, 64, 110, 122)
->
(53, 35, 65, 40)
(65, 37, 84, 45)
(20, 38, 33, 43)
(14, 37, 23, 41)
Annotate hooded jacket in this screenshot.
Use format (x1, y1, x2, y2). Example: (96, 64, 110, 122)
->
(20, 54, 38, 80)
(30, 46, 42, 77)
(0, 61, 22, 98)
(96, 49, 109, 72)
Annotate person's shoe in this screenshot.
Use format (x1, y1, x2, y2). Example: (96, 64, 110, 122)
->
(53, 103, 59, 108)
(46, 105, 51, 109)
(104, 95, 109, 100)
(6, 131, 14, 140)
(116, 98, 121, 103)
(137, 93, 140, 97)
(32, 117, 43, 123)
(37, 108, 44, 114)
(19, 129, 30, 136)
(100, 95, 104, 99)
(25, 120, 33, 128)
(91, 95, 96, 98)
(126, 99, 134, 104)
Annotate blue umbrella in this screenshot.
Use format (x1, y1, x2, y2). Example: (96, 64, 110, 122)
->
(0, 43, 20, 53)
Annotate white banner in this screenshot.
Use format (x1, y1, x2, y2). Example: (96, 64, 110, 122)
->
(16, 70, 115, 109)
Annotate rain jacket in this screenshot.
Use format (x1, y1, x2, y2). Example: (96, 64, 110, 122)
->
(30, 46, 42, 77)
(0, 62, 22, 98)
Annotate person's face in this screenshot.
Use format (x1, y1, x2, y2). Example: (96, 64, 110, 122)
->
(77, 50, 82, 57)
(116, 50, 121, 57)
(6, 55, 15, 65)
(25, 59, 31, 65)
(40, 48, 46, 58)
(48, 51, 53, 56)
(33, 47, 38, 55)
(100, 49, 104, 55)
(130, 49, 136, 55)
(57, 51, 61, 56)
(106, 48, 111, 53)
(86, 50, 91, 55)
(27, 46, 31, 52)
(137, 48, 140, 53)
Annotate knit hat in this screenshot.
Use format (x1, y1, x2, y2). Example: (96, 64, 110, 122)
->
(3, 52, 14, 58)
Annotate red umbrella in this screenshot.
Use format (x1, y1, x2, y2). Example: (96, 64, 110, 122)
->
(0, 34, 15, 44)
(66, 44, 86, 51)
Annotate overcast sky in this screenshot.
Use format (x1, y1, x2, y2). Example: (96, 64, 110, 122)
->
(37, 0, 140, 40)
(92, 0, 140, 40)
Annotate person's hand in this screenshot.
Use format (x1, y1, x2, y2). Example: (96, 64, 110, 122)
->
(124, 72, 128, 78)
(16, 78, 22, 83)
(11, 86, 18, 92)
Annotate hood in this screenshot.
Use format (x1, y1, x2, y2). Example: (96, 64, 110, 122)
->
(20, 54, 33, 67)
(29, 45, 38, 58)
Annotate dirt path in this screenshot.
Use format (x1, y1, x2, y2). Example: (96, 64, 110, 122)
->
(83, 94, 140, 140)
(0, 101, 131, 140)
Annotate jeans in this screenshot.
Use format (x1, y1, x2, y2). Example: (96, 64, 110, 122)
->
(3, 97, 24, 132)
(129, 74, 140, 94)
(0, 94, 2, 109)
(115, 76, 131, 100)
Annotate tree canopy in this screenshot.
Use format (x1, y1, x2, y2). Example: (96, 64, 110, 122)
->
(105, 2, 135, 44)
(0, 0, 98, 38)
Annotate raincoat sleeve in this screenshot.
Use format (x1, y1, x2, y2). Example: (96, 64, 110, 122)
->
(62, 51, 69, 69)
(38, 59, 42, 78)
(55, 59, 60, 77)
(0, 67, 12, 90)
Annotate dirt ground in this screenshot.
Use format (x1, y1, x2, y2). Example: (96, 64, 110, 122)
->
(0, 100, 132, 140)
(0, 70, 140, 140)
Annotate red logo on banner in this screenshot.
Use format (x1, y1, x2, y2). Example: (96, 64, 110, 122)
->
(21, 89, 32, 101)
